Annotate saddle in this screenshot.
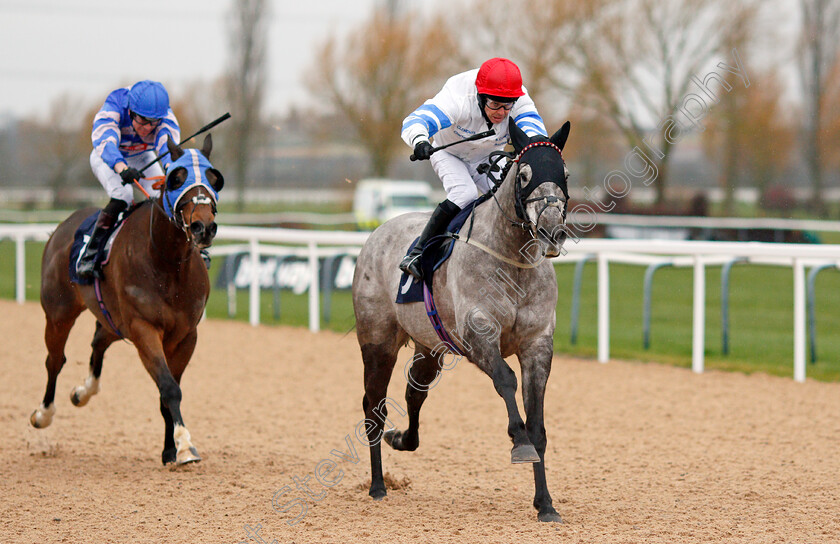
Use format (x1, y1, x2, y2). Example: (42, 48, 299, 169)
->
(395, 194, 491, 304)
(68, 208, 134, 285)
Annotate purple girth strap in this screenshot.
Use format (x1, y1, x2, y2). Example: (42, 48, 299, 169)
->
(422, 283, 464, 356)
(94, 277, 124, 338)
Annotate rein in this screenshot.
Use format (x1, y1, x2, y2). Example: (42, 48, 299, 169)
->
(458, 138, 567, 268)
(449, 233, 541, 269)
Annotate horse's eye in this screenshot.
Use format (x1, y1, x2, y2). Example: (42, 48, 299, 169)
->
(518, 163, 532, 186)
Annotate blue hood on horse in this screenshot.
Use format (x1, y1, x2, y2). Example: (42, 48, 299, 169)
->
(163, 149, 221, 218)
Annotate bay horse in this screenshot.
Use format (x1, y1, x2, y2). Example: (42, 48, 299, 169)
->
(352, 119, 571, 522)
(31, 135, 224, 466)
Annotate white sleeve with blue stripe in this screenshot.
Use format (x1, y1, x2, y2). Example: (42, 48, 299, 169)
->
(511, 92, 547, 138)
(401, 102, 454, 147)
(91, 90, 125, 169)
(153, 111, 181, 169)
(400, 79, 465, 148)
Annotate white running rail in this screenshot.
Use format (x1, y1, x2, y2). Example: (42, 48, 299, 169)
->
(3, 223, 839, 382)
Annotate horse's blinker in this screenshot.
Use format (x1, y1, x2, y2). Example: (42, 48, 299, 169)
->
(163, 149, 220, 220)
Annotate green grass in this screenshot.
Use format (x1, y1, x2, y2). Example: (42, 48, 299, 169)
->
(552, 263, 840, 381)
(5, 239, 840, 381)
(0, 240, 46, 301)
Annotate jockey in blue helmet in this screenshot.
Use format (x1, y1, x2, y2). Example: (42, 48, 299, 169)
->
(80, 80, 181, 279)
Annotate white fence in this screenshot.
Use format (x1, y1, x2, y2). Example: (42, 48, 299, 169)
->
(2, 223, 839, 383)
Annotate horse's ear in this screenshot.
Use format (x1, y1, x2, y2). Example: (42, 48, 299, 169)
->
(550, 121, 571, 151)
(167, 167, 188, 191)
(200, 134, 213, 159)
(509, 118, 529, 154)
(167, 137, 184, 162)
(206, 168, 224, 193)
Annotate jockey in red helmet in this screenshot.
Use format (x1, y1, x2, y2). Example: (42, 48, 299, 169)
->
(398, 58, 547, 280)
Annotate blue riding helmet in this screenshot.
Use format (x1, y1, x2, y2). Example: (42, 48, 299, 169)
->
(162, 149, 221, 218)
(128, 80, 170, 119)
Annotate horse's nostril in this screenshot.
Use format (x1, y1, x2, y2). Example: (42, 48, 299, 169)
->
(190, 222, 205, 236)
(208, 222, 217, 237)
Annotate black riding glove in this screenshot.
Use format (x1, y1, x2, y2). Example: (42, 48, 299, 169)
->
(413, 140, 434, 161)
(119, 167, 143, 186)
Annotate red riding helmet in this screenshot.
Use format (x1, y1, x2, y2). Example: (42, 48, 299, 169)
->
(475, 58, 525, 98)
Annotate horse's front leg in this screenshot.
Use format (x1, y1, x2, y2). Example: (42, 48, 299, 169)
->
(131, 322, 200, 465)
(518, 336, 562, 523)
(464, 327, 538, 464)
(163, 329, 201, 465)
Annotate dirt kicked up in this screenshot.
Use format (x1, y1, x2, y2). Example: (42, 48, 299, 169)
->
(2, 299, 839, 543)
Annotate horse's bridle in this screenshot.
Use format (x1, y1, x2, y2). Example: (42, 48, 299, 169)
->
(165, 187, 217, 236)
(149, 186, 217, 260)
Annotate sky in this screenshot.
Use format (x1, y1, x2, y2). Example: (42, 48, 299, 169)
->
(0, 0, 389, 121)
(0, 0, 806, 125)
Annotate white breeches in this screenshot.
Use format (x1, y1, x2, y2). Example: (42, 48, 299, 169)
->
(429, 150, 500, 209)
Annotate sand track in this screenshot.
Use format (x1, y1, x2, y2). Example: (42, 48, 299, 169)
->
(2, 299, 839, 543)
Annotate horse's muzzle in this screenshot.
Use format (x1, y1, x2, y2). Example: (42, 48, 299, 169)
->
(537, 225, 567, 258)
(190, 221, 218, 248)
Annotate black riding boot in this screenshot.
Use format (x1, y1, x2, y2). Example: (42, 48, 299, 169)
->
(399, 199, 461, 280)
(77, 199, 125, 280)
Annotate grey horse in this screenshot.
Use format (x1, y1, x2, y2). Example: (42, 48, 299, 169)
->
(352, 119, 571, 522)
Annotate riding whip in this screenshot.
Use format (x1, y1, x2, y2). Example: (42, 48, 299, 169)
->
(139, 112, 232, 173)
(410, 129, 496, 161)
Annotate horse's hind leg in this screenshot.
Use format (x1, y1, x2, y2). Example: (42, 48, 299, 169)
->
(519, 337, 561, 523)
(359, 328, 404, 500)
(70, 321, 116, 407)
(31, 310, 82, 428)
(383, 344, 442, 452)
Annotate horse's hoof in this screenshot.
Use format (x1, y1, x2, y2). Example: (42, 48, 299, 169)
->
(383, 429, 398, 448)
(538, 510, 563, 523)
(162, 449, 177, 465)
(70, 377, 98, 407)
(70, 387, 87, 407)
(30, 411, 46, 428)
(30, 404, 55, 429)
(511, 444, 540, 464)
(369, 487, 387, 501)
(176, 447, 202, 465)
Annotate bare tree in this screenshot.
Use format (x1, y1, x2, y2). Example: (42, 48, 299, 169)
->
(707, 1, 762, 214)
(798, 0, 840, 215)
(306, 9, 462, 177)
(821, 57, 840, 182)
(564, 106, 626, 201)
(566, 0, 758, 206)
(462, 0, 761, 206)
(225, 0, 269, 212)
(464, 0, 601, 119)
(703, 68, 794, 213)
(18, 94, 93, 207)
